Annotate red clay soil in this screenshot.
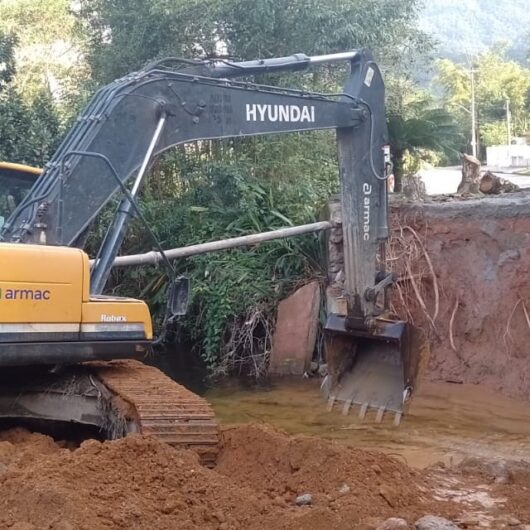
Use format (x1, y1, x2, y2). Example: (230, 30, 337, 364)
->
(392, 193, 530, 402)
(2, 424, 528, 530)
(0, 425, 467, 530)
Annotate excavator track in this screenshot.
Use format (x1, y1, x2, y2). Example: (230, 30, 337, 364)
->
(91, 360, 219, 466)
(0, 360, 219, 466)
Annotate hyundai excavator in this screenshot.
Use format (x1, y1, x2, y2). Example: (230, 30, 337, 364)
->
(0, 49, 423, 462)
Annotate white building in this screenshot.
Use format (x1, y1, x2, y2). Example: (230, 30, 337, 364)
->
(487, 138, 530, 168)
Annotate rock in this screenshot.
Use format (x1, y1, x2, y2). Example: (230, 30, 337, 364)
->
(506, 517, 521, 526)
(295, 493, 313, 506)
(269, 281, 321, 376)
(377, 517, 410, 530)
(457, 457, 519, 484)
(378, 485, 396, 508)
(338, 484, 351, 494)
(415, 515, 462, 530)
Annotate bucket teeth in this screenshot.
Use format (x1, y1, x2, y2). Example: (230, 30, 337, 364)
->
(341, 399, 353, 416)
(326, 399, 403, 426)
(375, 406, 385, 423)
(359, 402, 368, 419)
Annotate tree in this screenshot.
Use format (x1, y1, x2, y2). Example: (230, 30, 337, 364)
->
(0, 0, 90, 124)
(0, 31, 17, 90)
(387, 84, 460, 191)
(76, 0, 218, 84)
(0, 29, 61, 165)
(436, 49, 530, 150)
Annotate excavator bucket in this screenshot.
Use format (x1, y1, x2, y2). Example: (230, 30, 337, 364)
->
(322, 314, 429, 424)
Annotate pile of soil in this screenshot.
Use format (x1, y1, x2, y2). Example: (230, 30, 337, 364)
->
(0, 424, 527, 530)
(0, 425, 454, 530)
(217, 424, 428, 517)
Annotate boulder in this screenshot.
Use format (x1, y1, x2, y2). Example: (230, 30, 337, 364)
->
(269, 281, 320, 376)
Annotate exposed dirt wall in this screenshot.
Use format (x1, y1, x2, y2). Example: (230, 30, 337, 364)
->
(392, 192, 530, 401)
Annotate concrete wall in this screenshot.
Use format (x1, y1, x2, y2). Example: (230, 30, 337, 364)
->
(487, 144, 530, 168)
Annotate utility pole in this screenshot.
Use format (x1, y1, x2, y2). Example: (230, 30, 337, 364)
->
(506, 98, 512, 145)
(470, 68, 477, 158)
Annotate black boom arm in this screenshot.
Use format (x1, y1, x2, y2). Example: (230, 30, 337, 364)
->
(1, 49, 389, 321)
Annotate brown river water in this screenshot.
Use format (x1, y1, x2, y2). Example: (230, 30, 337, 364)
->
(205, 379, 530, 468)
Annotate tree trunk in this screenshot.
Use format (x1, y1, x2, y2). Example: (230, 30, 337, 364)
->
(392, 150, 405, 193)
(480, 171, 520, 194)
(457, 153, 481, 194)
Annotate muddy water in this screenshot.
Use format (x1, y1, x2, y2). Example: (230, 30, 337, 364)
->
(206, 379, 530, 468)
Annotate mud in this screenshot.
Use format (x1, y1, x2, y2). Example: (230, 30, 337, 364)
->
(392, 191, 530, 402)
(207, 379, 530, 468)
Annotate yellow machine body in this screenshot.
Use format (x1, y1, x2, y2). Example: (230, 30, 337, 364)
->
(0, 243, 152, 366)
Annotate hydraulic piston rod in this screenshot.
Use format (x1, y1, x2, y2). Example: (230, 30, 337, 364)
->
(90, 113, 167, 294)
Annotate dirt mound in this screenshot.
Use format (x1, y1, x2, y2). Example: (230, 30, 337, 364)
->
(0, 429, 260, 530)
(217, 424, 426, 516)
(0, 426, 455, 530)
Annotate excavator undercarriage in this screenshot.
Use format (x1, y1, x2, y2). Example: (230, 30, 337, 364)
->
(0, 361, 218, 465)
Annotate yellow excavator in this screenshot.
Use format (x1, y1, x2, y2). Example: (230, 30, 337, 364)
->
(0, 49, 423, 461)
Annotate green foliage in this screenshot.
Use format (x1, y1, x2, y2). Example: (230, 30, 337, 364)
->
(76, 0, 218, 84)
(0, 28, 61, 165)
(480, 121, 511, 147)
(436, 50, 530, 149)
(0, 0, 91, 125)
(387, 82, 460, 189)
(0, 31, 17, 90)
(112, 151, 326, 370)
(0, 89, 61, 165)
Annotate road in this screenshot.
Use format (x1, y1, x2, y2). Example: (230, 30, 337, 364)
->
(418, 167, 530, 195)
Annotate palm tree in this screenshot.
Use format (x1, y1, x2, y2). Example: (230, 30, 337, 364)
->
(387, 94, 461, 192)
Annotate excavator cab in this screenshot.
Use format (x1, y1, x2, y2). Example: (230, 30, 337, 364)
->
(0, 162, 40, 224)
